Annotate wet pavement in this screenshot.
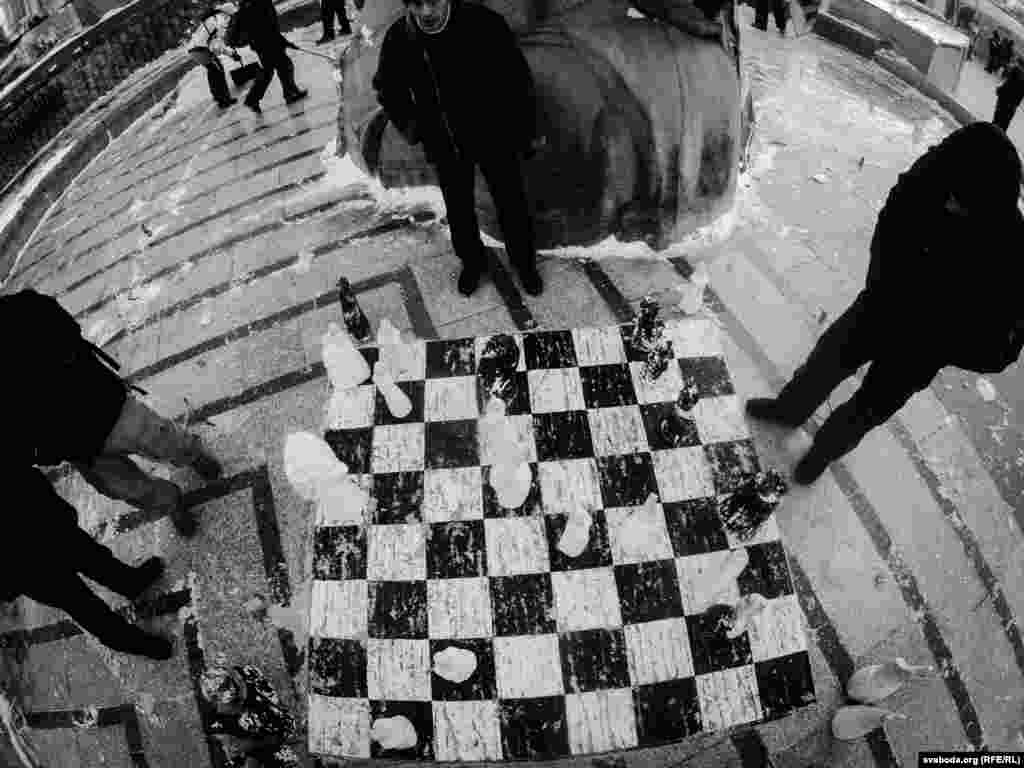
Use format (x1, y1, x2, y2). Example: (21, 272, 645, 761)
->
(1, 8, 1023, 767)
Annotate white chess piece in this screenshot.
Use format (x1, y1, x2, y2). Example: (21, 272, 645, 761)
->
(376, 317, 403, 375)
(481, 397, 531, 507)
(322, 322, 370, 391)
(374, 361, 412, 418)
(688, 547, 750, 614)
(678, 263, 710, 314)
(725, 593, 770, 639)
(619, 493, 661, 560)
(557, 505, 593, 558)
(846, 659, 934, 704)
(433, 647, 478, 683)
(831, 706, 907, 741)
(283, 432, 349, 501)
(370, 715, 418, 749)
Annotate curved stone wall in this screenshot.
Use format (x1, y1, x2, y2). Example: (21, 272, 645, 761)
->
(0, 0, 205, 194)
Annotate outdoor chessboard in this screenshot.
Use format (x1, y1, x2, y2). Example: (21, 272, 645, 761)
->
(307, 317, 815, 762)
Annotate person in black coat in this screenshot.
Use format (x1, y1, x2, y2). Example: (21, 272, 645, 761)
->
(987, 29, 1003, 73)
(1, 289, 222, 537)
(239, 0, 308, 113)
(994, 56, 1024, 131)
(317, 0, 352, 43)
(746, 122, 1024, 485)
(372, 0, 544, 297)
(754, 0, 788, 34)
(1, 465, 173, 659)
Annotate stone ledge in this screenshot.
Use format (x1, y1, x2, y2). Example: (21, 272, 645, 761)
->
(0, 0, 321, 286)
(815, 11, 885, 59)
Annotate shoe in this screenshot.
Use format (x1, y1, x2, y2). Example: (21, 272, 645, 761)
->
(192, 450, 223, 484)
(285, 89, 309, 105)
(135, 633, 175, 661)
(517, 264, 544, 296)
(458, 265, 484, 296)
(216, 97, 238, 108)
(792, 447, 830, 486)
(316, 33, 336, 44)
(244, 100, 261, 114)
(744, 397, 803, 429)
(125, 557, 166, 600)
(160, 484, 198, 539)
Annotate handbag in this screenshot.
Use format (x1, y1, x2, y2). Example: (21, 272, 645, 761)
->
(230, 56, 263, 86)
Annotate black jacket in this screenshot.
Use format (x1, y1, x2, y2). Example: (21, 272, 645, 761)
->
(373, 0, 537, 164)
(868, 123, 1024, 373)
(998, 61, 1024, 102)
(0, 289, 127, 467)
(0, 464, 81, 601)
(239, 0, 288, 51)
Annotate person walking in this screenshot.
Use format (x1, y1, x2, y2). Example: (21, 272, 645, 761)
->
(753, 0, 788, 34)
(187, 2, 241, 108)
(316, 0, 352, 43)
(0, 289, 223, 538)
(1, 465, 174, 660)
(745, 122, 1024, 485)
(372, 0, 544, 297)
(994, 56, 1024, 131)
(986, 29, 1003, 73)
(237, 0, 308, 113)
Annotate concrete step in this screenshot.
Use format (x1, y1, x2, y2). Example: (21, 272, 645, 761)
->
(814, 11, 886, 59)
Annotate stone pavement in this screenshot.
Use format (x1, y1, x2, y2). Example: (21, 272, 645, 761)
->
(1, 10, 1023, 768)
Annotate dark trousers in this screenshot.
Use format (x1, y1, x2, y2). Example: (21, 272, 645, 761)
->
(776, 287, 941, 465)
(190, 48, 232, 105)
(993, 91, 1023, 131)
(320, 0, 351, 35)
(246, 45, 300, 106)
(20, 527, 153, 656)
(754, 0, 787, 32)
(435, 149, 538, 273)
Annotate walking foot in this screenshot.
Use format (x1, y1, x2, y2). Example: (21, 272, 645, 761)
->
(458, 265, 484, 296)
(125, 557, 166, 600)
(792, 448, 830, 486)
(192, 450, 223, 484)
(285, 89, 309, 105)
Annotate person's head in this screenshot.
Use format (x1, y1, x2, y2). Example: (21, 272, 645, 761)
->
(945, 122, 1022, 221)
(404, 0, 451, 33)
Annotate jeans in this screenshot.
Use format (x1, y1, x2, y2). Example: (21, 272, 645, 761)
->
(190, 48, 232, 105)
(73, 397, 203, 514)
(246, 45, 300, 106)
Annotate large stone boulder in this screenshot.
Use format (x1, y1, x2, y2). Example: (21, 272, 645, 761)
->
(338, 0, 754, 250)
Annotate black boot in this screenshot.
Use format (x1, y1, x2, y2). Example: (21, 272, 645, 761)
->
(192, 450, 223, 484)
(517, 263, 544, 296)
(123, 557, 166, 601)
(458, 264, 484, 296)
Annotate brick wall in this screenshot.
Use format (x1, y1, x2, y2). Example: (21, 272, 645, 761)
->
(0, 0, 207, 192)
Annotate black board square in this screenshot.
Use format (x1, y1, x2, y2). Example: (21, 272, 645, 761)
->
(429, 638, 497, 701)
(523, 330, 577, 369)
(373, 472, 425, 524)
(324, 428, 373, 475)
(664, 498, 730, 556)
(499, 697, 570, 759)
(369, 700, 435, 759)
(754, 651, 817, 721)
(633, 678, 702, 747)
(309, 637, 367, 698)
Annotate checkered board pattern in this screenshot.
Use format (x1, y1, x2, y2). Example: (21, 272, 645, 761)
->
(308, 317, 815, 762)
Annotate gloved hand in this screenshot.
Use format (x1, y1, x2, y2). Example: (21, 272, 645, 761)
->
(231, 49, 242, 62)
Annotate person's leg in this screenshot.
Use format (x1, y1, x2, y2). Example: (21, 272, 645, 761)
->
(792, 356, 940, 484)
(435, 157, 489, 295)
(22, 571, 172, 659)
(773, 0, 787, 33)
(754, 0, 770, 29)
(245, 48, 274, 109)
(62, 524, 164, 600)
(746, 290, 877, 427)
(477, 151, 543, 295)
(208, 56, 234, 106)
(102, 397, 220, 478)
(994, 94, 1014, 131)
(334, 0, 352, 34)
(73, 456, 198, 537)
(319, 0, 336, 39)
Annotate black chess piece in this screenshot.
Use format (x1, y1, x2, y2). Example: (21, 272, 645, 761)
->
(478, 334, 519, 399)
(718, 469, 788, 541)
(676, 377, 701, 411)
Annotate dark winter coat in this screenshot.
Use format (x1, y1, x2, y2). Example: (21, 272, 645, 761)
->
(0, 289, 127, 467)
(372, 0, 537, 165)
(238, 0, 289, 51)
(998, 61, 1024, 104)
(0, 464, 83, 601)
(867, 122, 1024, 374)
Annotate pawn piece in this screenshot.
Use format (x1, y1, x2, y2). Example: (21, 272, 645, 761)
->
(433, 646, 478, 683)
(371, 715, 417, 750)
(632, 296, 664, 349)
(643, 338, 674, 381)
(322, 322, 371, 391)
(374, 362, 413, 418)
(491, 461, 532, 509)
(557, 505, 593, 558)
(478, 334, 519, 396)
(676, 377, 701, 412)
(726, 593, 771, 639)
(283, 431, 350, 502)
(719, 469, 789, 542)
(832, 706, 907, 741)
(846, 658, 934, 704)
